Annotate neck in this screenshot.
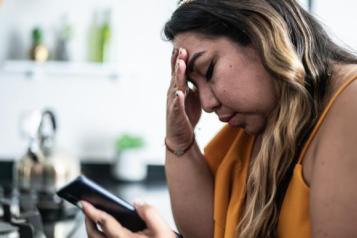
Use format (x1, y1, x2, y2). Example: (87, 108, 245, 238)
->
(251, 134, 263, 160)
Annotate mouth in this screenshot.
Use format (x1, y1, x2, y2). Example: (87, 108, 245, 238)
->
(218, 114, 236, 123)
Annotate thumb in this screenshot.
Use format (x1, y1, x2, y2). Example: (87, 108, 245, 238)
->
(134, 202, 168, 234)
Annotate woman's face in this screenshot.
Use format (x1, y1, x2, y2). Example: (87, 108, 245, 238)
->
(173, 32, 278, 135)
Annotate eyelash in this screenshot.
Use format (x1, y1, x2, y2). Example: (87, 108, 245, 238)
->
(205, 61, 215, 81)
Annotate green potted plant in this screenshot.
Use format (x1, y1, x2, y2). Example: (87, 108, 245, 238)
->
(115, 134, 145, 153)
(112, 133, 146, 182)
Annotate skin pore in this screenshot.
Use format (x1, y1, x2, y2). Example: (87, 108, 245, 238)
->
(173, 32, 278, 136)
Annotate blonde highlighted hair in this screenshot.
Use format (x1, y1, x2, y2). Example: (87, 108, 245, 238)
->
(164, 0, 357, 237)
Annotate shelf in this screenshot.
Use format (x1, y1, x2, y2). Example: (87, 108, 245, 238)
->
(0, 60, 120, 80)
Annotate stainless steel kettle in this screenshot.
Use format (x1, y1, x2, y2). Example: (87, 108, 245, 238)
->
(15, 109, 80, 195)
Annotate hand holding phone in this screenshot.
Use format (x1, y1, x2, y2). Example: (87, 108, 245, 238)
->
(57, 175, 147, 232)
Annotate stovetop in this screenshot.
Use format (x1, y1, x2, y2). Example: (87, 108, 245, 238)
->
(0, 185, 83, 238)
(0, 161, 173, 238)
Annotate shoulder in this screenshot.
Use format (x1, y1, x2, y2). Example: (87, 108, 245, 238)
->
(309, 64, 357, 237)
(317, 64, 357, 143)
(317, 64, 357, 146)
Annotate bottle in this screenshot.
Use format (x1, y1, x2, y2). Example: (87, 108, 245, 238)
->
(55, 15, 73, 61)
(98, 9, 112, 63)
(30, 27, 49, 62)
(88, 11, 100, 62)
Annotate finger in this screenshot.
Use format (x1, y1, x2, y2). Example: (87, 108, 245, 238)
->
(137, 229, 152, 236)
(177, 48, 188, 62)
(134, 203, 171, 235)
(169, 48, 188, 91)
(175, 59, 187, 93)
(167, 60, 182, 104)
(168, 56, 180, 99)
(171, 48, 188, 75)
(169, 90, 191, 126)
(175, 90, 187, 116)
(85, 217, 105, 238)
(170, 90, 182, 115)
(176, 48, 189, 93)
(81, 201, 132, 238)
(135, 229, 153, 238)
(171, 48, 179, 74)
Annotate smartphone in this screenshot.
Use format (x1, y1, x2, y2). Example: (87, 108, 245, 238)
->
(56, 175, 147, 232)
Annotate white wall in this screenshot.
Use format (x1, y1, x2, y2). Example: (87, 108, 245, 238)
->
(0, 0, 356, 163)
(313, 0, 357, 50)
(0, 0, 224, 163)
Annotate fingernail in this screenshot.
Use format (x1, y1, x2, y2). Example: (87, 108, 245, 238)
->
(81, 201, 93, 209)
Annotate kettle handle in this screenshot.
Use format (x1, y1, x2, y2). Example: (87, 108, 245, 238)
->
(39, 109, 57, 134)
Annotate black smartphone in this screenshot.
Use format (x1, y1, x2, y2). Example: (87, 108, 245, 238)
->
(56, 175, 147, 232)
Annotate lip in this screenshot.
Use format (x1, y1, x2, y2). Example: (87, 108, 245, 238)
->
(218, 114, 235, 123)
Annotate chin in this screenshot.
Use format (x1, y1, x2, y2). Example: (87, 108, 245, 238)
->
(243, 122, 265, 136)
(243, 127, 258, 135)
(229, 116, 266, 135)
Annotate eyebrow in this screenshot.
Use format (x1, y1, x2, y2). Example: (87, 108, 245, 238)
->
(186, 51, 206, 74)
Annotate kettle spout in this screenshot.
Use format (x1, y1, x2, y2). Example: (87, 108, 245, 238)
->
(28, 148, 40, 162)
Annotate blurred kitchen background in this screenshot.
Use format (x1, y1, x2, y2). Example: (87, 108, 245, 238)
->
(0, 0, 356, 237)
(1, 0, 357, 165)
(0, 0, 215, 164)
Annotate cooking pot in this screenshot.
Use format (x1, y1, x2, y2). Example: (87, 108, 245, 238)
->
(0, 222, 19, 238)
(14, 110, 80, 195)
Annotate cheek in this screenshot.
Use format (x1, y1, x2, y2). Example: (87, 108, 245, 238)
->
(255, 77, 278, 111)
(214, 85, 240, 107)
(214, 79, 276, 113)
(213, 63, 277, 112)
(212, 70, 240, 105)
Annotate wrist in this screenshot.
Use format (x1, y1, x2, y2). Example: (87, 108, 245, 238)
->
(165, 134, 195, 157)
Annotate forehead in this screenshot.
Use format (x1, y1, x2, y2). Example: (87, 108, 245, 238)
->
(173, 32, 246, 58)
(173, 32, 217, 53)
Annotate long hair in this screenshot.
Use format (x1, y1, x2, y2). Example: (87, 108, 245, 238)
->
(164, 0, 357, 237)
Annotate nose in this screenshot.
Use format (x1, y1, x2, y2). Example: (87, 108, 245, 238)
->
(199, 86, 220, 113)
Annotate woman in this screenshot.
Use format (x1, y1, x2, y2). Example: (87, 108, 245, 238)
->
(82, 0, 357, 237)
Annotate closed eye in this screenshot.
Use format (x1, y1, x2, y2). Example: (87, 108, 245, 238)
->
(205, 60, 215, 81)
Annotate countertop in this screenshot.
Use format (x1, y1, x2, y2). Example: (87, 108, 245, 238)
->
(0, 160, 177, 237)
